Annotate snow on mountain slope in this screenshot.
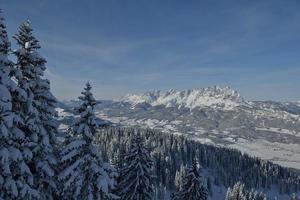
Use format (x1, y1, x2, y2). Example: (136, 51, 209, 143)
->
(57, 86, 300, 169)
(122, 86, 244, 110)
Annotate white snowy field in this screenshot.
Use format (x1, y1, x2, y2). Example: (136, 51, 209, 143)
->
(58, 86, 300, 170)
(95, 113, 300, 169)
(229, 138, 300, 169)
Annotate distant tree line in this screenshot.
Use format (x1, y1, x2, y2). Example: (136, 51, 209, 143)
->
(1, 9, 299, 200)
(95, 126, 300, 199)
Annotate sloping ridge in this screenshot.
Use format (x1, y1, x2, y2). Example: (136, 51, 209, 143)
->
(122, 86, 245, 110)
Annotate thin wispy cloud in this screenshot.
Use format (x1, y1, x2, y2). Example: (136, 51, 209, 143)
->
(2, 0, 300, 101)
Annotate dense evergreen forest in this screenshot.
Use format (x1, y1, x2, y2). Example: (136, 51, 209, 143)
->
(1, 9, 299, 200)
(96, 127, 300, 197)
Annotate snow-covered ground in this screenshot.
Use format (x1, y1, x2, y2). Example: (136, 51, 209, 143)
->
(95, 112, 300, 169)
(122, 86, 243, 110)
(229, 138, 300, 169)
(57, 86, 300, 170)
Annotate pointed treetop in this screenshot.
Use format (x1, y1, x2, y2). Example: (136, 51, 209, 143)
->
(78, 81, 97, 109)
(25, 19, 31, 26)
(85, 81, 92, 91)
(13, 19, 40, 49)
(72, 82, 100, 140)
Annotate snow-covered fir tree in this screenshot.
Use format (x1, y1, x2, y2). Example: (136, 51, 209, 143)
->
(96, 127, 300, 199)
(13, 20, 58, 199)
(116, 135, 154, 200)
(172, 162, 208, 200)
(58, 82, 117, 200)
(225, 182, 268, 200)
(248, 189, 267, 200)
(174, 164, 186, 191)
(0, 9, 19, 199)
(0, 11, 39, 199)
(225, 182, 247, 200)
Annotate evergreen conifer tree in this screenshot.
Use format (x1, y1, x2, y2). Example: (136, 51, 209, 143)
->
(174, 164, 186, 191)
(0, 11, 39, 199)
(225, 182, 247, 200)
(116, 135, 154, 200)
(58, 82, 117, 200)
(172, 162, 208, 200)
(13, 20, 58, 199)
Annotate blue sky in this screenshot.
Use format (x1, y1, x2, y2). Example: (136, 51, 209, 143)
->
(2, 0, 300, 101)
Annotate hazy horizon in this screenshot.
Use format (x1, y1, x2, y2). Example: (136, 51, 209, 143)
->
(2, 0, 300, 101)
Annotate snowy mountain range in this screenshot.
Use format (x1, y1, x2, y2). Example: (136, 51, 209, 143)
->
(121, 86, 243, 110)
(58, 86, 300, 169)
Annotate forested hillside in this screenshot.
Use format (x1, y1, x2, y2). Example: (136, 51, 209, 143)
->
(95, 127, 300, 199)
(1, 8, 299, 200)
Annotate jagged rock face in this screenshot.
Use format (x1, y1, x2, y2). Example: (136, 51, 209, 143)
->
(58, 86, 300, 169)
(122, 86, 243, 110)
